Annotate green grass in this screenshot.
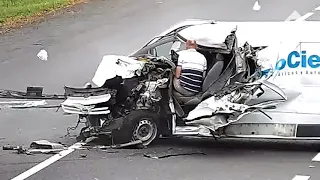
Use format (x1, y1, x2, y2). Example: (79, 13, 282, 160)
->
(0, 0, 73, 25)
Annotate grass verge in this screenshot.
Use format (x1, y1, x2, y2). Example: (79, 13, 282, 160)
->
(0, 0, 86, 33)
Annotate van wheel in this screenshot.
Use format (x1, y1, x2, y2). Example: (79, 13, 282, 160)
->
(112, 110, 159, 147)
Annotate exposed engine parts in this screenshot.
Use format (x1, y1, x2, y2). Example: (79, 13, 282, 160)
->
(28, 22, 287, 147)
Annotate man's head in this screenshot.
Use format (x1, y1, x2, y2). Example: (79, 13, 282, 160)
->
(186, 40, 197, 49)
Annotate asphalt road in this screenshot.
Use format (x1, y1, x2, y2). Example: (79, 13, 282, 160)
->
(1, 0, 320, 180)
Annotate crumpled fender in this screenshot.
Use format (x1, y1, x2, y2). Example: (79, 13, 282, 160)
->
(185, 96, 249, 121)
(92, 55, 146, 87)
(185, 80, 287, 121)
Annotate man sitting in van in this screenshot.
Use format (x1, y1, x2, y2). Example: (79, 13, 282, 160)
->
(173, 40, 207, 96)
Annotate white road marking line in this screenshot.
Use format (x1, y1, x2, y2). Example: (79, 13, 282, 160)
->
(11, 142, 85, 180)
(295, 4, 320, 21)
(292, 175, 310, 180)
(285, 10, 301, 21)
(295, 12, 315, 21)
(314, 5, 320, 11)
(312, 152, 320, 161)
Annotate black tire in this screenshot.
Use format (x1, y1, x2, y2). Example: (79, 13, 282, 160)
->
(111, 110, 160, 146)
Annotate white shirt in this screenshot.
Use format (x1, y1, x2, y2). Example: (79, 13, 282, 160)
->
(177, 49, 207, 93)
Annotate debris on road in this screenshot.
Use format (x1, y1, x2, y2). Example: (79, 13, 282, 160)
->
(37, 49, 48, 61)
(79, 154, 87, 158)
(28, 140, 66, 154)
(101, 150, 119, 154)
(2, 140, 67, 155)
(3, 145, 27, 154)
(0, 100, 47, 108)
(143, 152, 206, 159)
(100, 140, 144, 149)
(30, 140, 64, 149)
(84, 140, 144, 150)
(3, 145, 21, 150)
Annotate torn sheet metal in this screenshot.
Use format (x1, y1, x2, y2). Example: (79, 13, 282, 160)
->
(30, 140, 65, 150)
(0, 100, 47, 108)
(92, 55, 145, 87)
(0, 88, 65, 100)
(61, 94, 111, 115)
(186, 115, 228, 131)
(185, 96, 249, 121)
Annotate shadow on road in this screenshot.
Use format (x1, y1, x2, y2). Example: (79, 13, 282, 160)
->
(154, 137, 320, 152)
(87, 136, 320, 153)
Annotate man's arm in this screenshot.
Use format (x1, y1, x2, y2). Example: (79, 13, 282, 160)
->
(175, 52, 184, 78)
(202, 56, 207, 80)
(175, 65, 182, 78)
(202, 70, 206, 80)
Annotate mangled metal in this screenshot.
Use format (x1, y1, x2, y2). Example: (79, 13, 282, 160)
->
(3, 140, 67, 155)
(1, 20, 293, 148)
(53, 23, 288, 147)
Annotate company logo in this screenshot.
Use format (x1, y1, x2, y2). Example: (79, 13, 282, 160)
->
(275, 50, 320, 71)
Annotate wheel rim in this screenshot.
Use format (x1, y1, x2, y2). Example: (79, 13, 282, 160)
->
(132, 118, 157, 145)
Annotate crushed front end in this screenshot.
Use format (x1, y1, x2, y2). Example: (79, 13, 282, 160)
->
(60, 55, 173, 144)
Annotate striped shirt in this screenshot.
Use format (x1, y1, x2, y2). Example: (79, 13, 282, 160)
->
(177, 49, 207, 93)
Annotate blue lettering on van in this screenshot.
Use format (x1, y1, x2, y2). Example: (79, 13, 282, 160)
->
(275, 51, 320, 71)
